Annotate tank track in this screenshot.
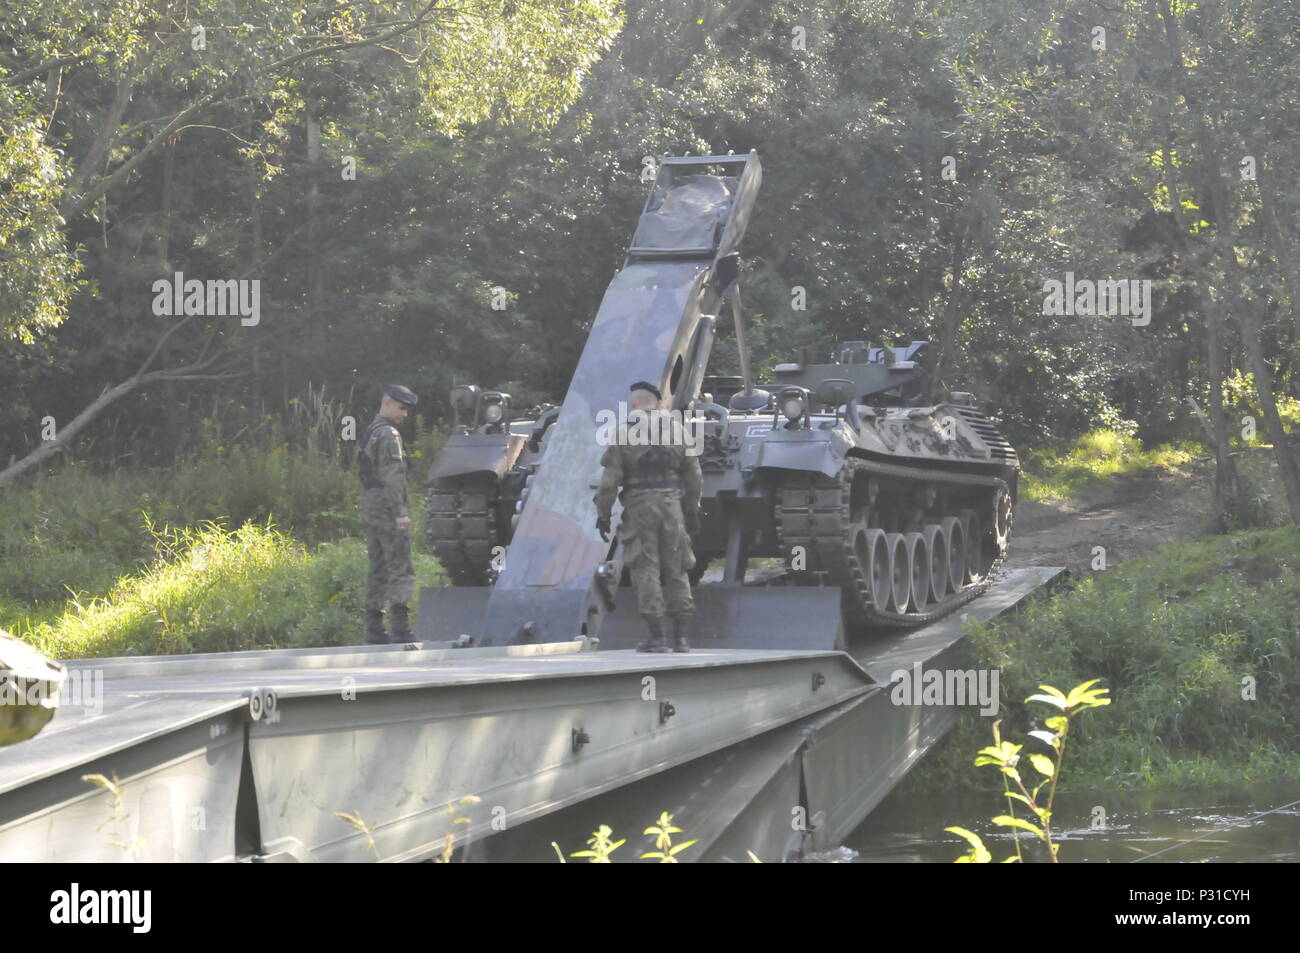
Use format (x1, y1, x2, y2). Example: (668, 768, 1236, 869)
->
(774, 457, 1013, 628)
(424, 482, 500, 585)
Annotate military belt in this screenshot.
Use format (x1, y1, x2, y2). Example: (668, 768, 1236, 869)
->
(625, 475, 683, 492)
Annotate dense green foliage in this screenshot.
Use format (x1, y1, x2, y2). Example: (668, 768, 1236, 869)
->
(0, 410, 448, 644)
(912, 526, 1300, 791)
(0, 445, 353, 615)
(1, 0, 1296, 467)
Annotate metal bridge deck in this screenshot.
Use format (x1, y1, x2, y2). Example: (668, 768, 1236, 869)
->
(0, 640, 871, 862)
(1, 642, 860, 797)
(0, 566, 1063, 862)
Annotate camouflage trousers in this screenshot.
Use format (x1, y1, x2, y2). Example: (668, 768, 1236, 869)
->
(362, 505, 415, 612)
(621, 490, 695, 618)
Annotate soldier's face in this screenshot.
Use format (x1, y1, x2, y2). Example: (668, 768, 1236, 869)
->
(383, 397, 410, 422)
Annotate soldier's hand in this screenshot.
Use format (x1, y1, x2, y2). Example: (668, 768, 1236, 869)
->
(596, 516, 611, 542)
(684, 509, 701, 537)
(396, 516, 412, 532)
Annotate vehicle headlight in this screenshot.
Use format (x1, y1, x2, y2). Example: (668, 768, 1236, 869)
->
(449, 384, 481, 414)
(481, 392, 510, 426)
(779, 390, 806, 422)
(449, 384, 482, 429)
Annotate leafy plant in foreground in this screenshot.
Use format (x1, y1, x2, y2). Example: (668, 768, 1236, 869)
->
(947, 679, 1111, 863)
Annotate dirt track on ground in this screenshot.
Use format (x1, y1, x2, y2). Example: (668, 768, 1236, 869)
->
(1003, 463, 1215, 576)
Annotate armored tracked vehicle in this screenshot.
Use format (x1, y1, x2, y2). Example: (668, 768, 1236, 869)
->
(422, 151, 1018, 645)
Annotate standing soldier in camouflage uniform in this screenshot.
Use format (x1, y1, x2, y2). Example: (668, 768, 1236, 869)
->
(594, 381, 703, 653)
(359, 385, 418, 644)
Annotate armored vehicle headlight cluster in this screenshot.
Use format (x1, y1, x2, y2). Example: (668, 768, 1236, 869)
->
(778, 387, 808, 423)
(447, 385, 510, 431)
(481, 392, 510, 427)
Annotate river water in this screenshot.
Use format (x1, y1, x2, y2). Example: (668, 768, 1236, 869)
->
(844, 782, 1300, 863)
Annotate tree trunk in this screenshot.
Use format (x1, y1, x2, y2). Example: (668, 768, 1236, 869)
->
(1256, 161, 1300, 346)
(931, 223, 967, 398)
(1237, 305, 1300, 524)
(1158, 142, 1239, 530)
(306, 96, 322, 364)
(1195, 273, 1240, 531)
(1154, 2, 1243, 530)
(159, 135, 182, 455)
(250, 167, 263, 383)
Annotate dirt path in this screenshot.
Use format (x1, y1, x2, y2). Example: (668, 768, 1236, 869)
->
(1003, 463, 1214, 576)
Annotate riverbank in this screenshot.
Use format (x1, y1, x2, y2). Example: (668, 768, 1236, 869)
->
(904, 523, 1300, 794)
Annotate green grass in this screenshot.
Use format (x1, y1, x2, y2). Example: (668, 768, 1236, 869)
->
(1020, 429, 1203, 503)
(0, 446, 359, 615)
(24, 520, 444, 660)
(906, 526, 1300, 792)
(1, 426, 447, 653)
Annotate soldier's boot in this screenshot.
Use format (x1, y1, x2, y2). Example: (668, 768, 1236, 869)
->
(636, 615, 670, 653)
(669, 614, 692, 653)
(364, 609, 387, 645)
(388, 603, 413, 643)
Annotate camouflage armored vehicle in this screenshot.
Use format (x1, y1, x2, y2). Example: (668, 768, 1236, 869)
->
(688, 344, 1018, 627)
(422, 151, 1018, 644)
(425, 344, 1017, 632)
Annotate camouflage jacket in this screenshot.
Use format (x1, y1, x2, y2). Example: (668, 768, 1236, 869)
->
(360, 414, 409, 519)
(593, 410, 702, 521)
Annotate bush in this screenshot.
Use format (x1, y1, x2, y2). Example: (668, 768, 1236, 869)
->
(1221, 460, 1283, 531)
(908, 527, 1300, 791)
(0, 443, 361, 632)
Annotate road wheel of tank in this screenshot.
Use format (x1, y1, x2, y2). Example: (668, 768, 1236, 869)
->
(923, 523, 949, 604)
(884, 532, 910, 613)
(863, 528, 891, 610)
(992, 484, 1013, 555)
(842, 520, 885, 627)
(961, 508, 991, 583)
(904, 531, 930, 614)
(941, 516, 967, 593)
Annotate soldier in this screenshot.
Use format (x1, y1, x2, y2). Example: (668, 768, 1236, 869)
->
(594, 381, 702, 653)
(359, 384, 418, 644)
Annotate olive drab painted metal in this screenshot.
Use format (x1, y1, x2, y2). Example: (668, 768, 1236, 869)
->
(472, 153, 762, 647)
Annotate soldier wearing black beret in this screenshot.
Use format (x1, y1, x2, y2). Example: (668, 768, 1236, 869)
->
(358, 385, 418, 643)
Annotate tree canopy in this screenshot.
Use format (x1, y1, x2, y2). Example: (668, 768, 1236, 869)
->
(2, 0, 1296, 521)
